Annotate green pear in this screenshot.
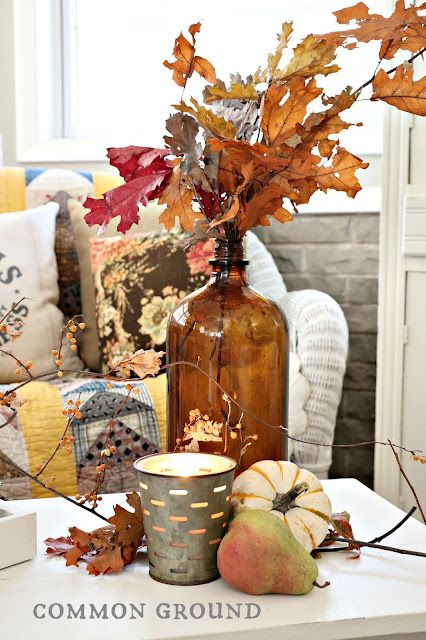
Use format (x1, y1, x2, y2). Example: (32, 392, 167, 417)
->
(217, 509, 318, 595)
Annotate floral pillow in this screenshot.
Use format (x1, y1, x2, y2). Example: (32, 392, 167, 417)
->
(90, 232, 215, 372)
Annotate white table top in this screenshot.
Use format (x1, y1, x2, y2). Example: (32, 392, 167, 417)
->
(0, 478, 425, 640)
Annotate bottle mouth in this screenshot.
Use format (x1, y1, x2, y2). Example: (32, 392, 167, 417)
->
(210, 238, 248, 265)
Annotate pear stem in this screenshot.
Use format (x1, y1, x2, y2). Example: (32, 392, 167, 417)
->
(272, 481, 309, 514)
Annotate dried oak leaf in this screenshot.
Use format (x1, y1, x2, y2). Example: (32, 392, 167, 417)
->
(203, 79, 259, 104)
(44, 493, 144, 575)
(278, 35, 340, 81)
(163, 22, 217, 87)
(371, 64, 426, 116)
(324, 0, 426, 60)
(158, 165, 202, 230)
(174, 98, 236, 140)
(299, 87, 358, 154)
(261, 78, 322, 147)
(84, 171, 170, 234)
(107, 146, 172, 183)
(253, 22, 294, 83)
(164, 113, 211, 191)
(118, 348, 165, 379)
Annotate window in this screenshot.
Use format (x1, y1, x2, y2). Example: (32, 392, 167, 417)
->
(13, 0, 388, 191)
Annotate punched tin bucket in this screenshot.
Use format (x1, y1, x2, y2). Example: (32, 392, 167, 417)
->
(134, 452, 236, 585)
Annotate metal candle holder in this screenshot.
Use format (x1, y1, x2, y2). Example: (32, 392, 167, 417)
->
(134, 452, 237, 585)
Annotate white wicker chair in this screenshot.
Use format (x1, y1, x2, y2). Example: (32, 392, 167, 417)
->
(246, 232, 349, 479)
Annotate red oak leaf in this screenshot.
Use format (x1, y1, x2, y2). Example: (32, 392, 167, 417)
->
(84, 171, 170, 233)
(107, 146, 172, 182)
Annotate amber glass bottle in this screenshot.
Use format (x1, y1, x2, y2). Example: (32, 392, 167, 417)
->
(167, 237, 288, 473)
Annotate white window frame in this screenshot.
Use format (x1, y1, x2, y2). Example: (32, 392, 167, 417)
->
(12, 0, 382, 210)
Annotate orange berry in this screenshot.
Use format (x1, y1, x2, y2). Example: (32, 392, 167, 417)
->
(230, 431, 237, 440)
(107, 383, 113, 390)
(125, 383, 133, 391)
(69, 325, 77, 333)
(55, 359, 62, 367)
(78, 323, 86, 330)
(70, 345, 78, 351)
(66, 332, 73, 340)
(57, 371, 64, 378)
(75, 411, 82, 419)
(15, 369, 21, 376)
(75, 401, 81, 407)
(25, 361, 33, 369)
(251, 434, 258, 441)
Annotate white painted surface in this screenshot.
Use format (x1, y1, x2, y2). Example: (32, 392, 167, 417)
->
(0, 479, 425, 640)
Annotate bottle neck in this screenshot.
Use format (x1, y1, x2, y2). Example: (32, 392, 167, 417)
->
(209, 239, 249, 284)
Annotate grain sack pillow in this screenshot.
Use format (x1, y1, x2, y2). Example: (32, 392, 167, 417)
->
(0, 203, 83, 383)
(90, 231, 215, 372)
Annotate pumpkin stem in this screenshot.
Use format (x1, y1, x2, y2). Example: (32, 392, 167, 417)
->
(272, 481, 309, 514)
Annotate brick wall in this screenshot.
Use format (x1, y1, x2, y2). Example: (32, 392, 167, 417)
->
(255, 212, 379, 487)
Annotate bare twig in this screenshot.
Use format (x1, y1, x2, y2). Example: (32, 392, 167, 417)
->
(0, 451, 109, 523)
(0, 297, 29, 325)
(388, 439, 426, 525)
(328, 536, 426, 558)
(369, 506, 417, 544)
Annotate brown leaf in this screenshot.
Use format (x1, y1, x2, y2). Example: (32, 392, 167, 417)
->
(109, 493, 144, 552)
(158, 165, 202, 230)
(253, 22, 294, 83)
(164, 113, 211, 190)
(204, 80, 259, 103)
(86, 545, 123, 576)
(299, 87, 358, 153)
(163, 22, 217, 87)
(279, 35, 340, 81)
(372, 64, 426, 116)
(118, 348, 165, 379)
(261, 78, 322, 147)
(44, 493, 144, 575)
(313, 147, 368, 197)
(325, 1, 426, 60)
(238, 179, 293, 234)
(209, 195, 240, 228)
(44, 536, 74, 555)
(174, 99, 236, 140)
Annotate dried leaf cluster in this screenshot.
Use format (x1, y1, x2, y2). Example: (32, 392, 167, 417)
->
(83, 2, 426, 239)
(45, 493, 143, 575)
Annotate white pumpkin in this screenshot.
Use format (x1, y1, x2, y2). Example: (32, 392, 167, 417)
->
(231, 460, 332, 552)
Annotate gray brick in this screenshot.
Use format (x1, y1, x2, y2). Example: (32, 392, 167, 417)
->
(285, 273, 347, 302)
(344, 361, 376, 390)
(256, 215, 351, 244)
(341, 303, 378, 333)
(345, 277, 378, 304)
(345, 390, 376, 420)
(305, 244, 379, 275)
(333, 417, 375, 444)
(330, 417, 375, 486)
(350, 214, 380, 243)
(269, 246, 306, 273)
(330, 447, 374, 487)
(348, 334, 377, 363)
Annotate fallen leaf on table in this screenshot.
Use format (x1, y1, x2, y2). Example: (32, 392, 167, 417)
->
(44, 493, 144, 575)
